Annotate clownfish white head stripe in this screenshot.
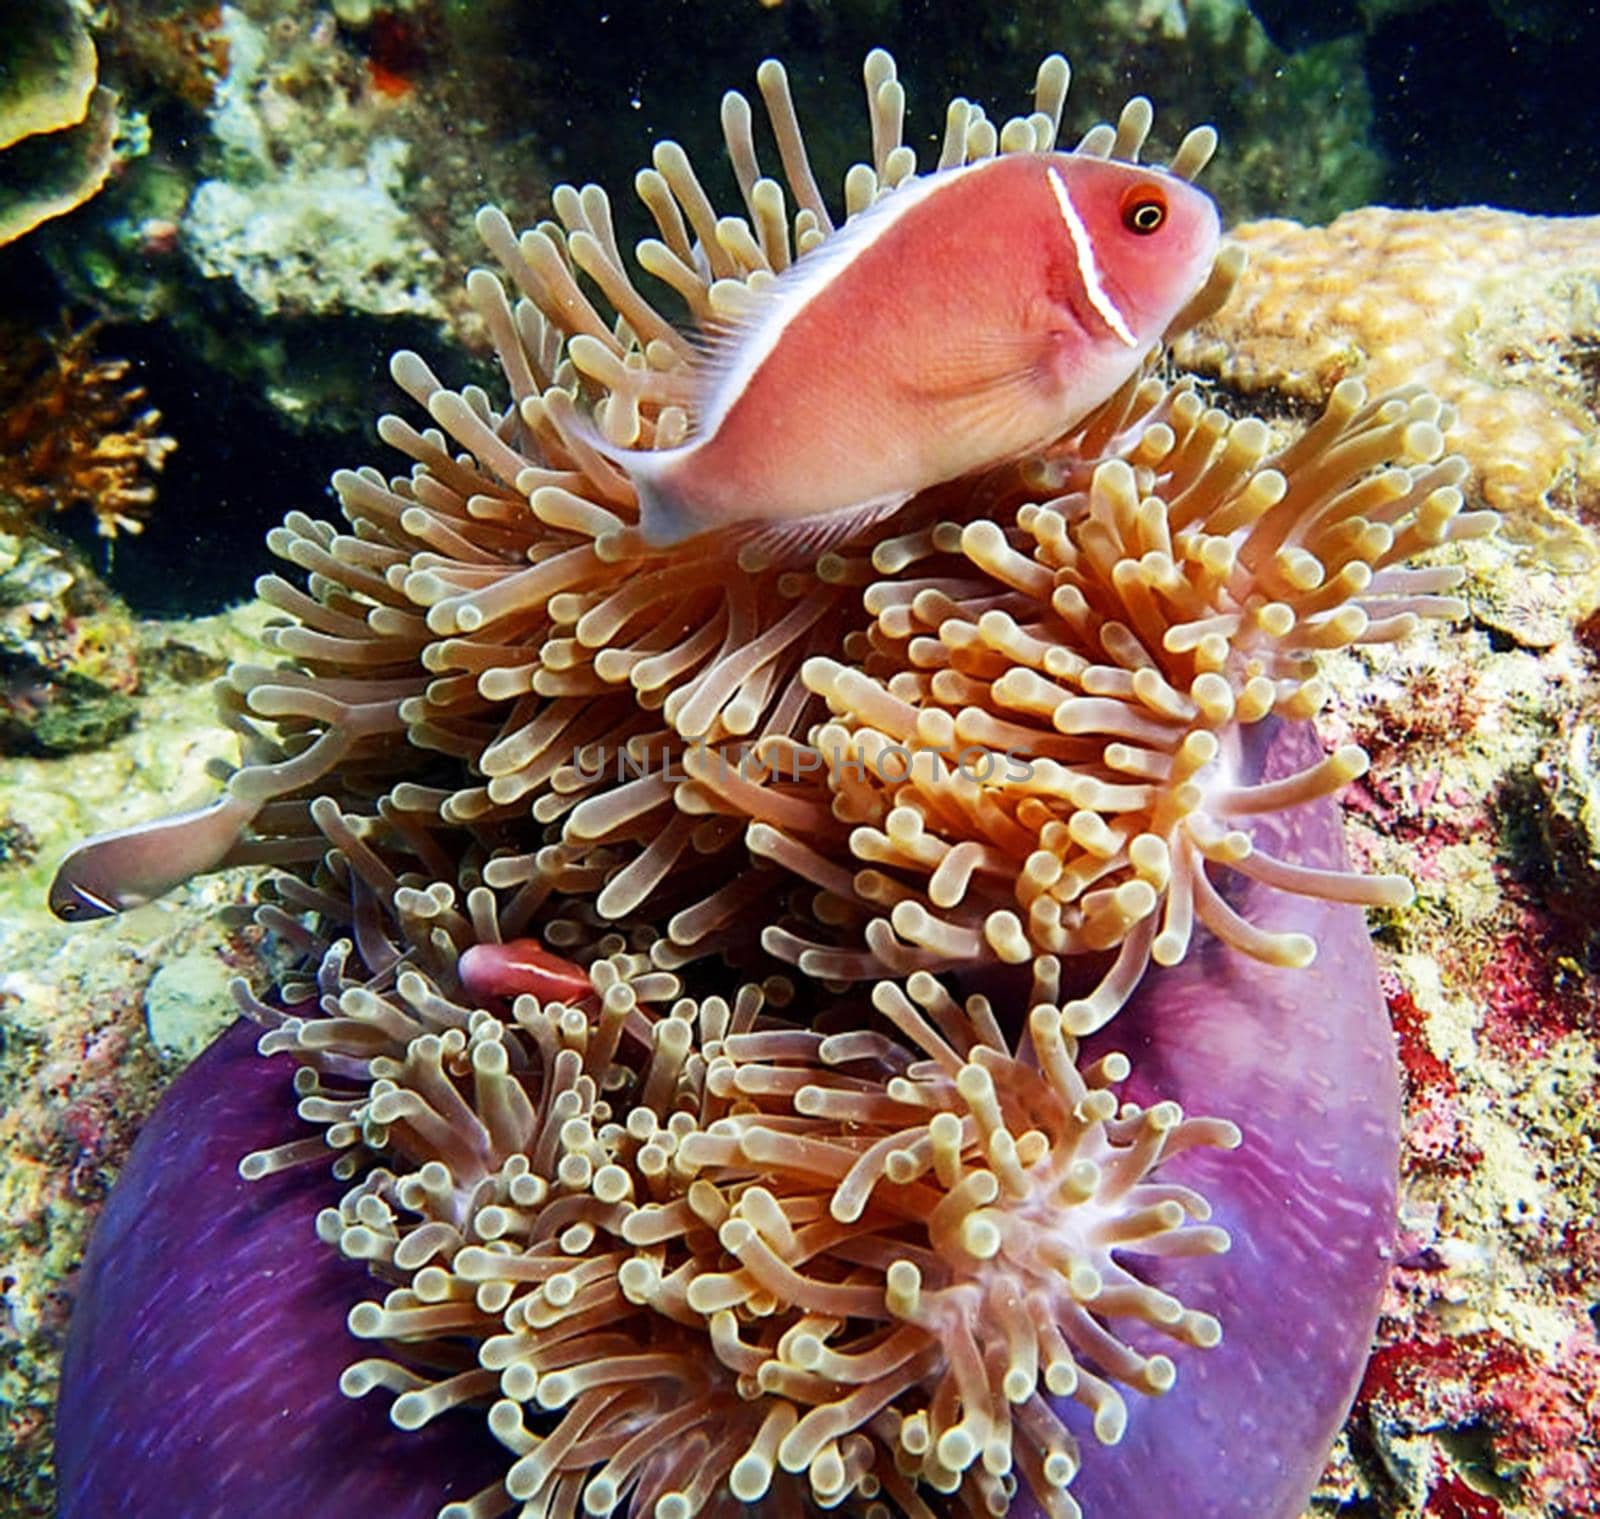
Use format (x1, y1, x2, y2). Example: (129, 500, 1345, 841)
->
(578, 144, 1221, 561)
(1047, 166, 1140, 349)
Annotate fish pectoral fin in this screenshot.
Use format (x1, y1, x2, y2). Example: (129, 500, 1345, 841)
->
(633, 468, 702, 547)
(730, 494, 911, 569)
(898, 326, 1063, 403)
(891, 353, 1073, 459)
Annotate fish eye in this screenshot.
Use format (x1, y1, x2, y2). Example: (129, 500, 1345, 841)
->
(1121, 185, 1167, 235)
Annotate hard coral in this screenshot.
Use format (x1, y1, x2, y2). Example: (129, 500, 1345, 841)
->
(1359, 1328, 1600, 1518)
(0, 320, 176, 538)
(97, 1, 230, 113)
(1172, 208, 1600, 555)
(0, 0, 120, 247)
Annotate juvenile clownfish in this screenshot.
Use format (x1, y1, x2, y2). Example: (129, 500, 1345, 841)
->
(457, 939, 595, 1006)
(49, 793, 260, 921)
(584, 150, 1221, 558)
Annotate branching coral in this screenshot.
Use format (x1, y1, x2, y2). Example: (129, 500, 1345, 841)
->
(0, 320, 176, 538)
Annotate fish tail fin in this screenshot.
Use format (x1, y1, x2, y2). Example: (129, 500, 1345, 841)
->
(628, 467, 700, 548)
(563, 408, 699, 548)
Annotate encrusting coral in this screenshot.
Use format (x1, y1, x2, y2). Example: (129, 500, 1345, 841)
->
(48, 41, 1499, 1519)
(1171, 207, 1600, 553)
(0, 0, 120, 248)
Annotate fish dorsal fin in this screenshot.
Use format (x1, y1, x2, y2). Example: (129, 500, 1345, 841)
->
(689, 166, 963, 436)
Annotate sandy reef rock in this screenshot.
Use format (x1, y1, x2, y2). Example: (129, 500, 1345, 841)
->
(1307, 542, 1600, 1519)
(0, 602, 281, 1516)
(1180, 207, 1600, 1519)
(1175, 207, 1600, 564)
(181, 7, 443, 325)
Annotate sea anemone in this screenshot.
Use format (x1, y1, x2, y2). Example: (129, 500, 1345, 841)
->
(52, 41, 1492, 1519)
(232, 848, 1241, 1519)
(182, 49, 1491, 1016)
(74, 49, 1239, 951)
(56, 719, 1405, 1519)
(704, 378, 1495, 1026)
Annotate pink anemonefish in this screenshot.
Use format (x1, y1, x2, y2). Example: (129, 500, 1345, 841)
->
(457, 939, 596, 1006)
(584, 150, 1221, 558)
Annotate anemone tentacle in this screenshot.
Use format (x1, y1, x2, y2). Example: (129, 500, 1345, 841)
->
(236, 818, 1241, 1519)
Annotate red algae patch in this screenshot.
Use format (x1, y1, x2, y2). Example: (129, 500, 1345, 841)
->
(1314, 512, 1600, 1514)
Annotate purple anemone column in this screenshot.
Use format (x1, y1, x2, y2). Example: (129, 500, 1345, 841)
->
(55, 1020, 503, 1519)
(1062, 720, 1401, 1519)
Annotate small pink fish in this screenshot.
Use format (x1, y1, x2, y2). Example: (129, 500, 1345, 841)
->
(49, 793, 260, 921)
(589, 150, 1220, 555)
(457, 938, 595, 1006)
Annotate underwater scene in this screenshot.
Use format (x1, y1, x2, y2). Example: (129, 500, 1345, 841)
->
(1, 2, 1597, 1517)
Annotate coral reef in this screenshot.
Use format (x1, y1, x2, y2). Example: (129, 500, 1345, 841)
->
(181, 7, 445, 324)
(42, 43, 1491, 1519)
(1172, 208, 1600, 559)
(94, 0, 232, 115)
(3, 15, 1598, 1519)
(1297, 522, 1600, 1510)
(43, 0, 551, 434)
(0, 316, 175, 755)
